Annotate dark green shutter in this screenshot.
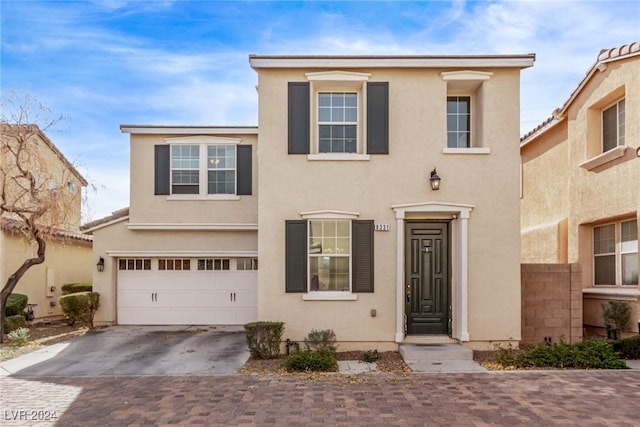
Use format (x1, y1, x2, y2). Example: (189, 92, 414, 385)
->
(288, 82, 310, 154)
(237, 145, 252, 195)
(154, 145, 170, 195)
(352, 220, 374, 292)
(285, 220, 307, 292)
(367, 82, 389, 154)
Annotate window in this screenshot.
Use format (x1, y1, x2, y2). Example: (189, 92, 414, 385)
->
(155, 137, 252, 196)
(309, 220, 351, 291)
(447, 96, 471, 148)
(171, 145, 200, 194)
(158, 259, 191, 271)
(288, 74, 388, 157)
(237, 258, 258, 270)
(118, 258, 151, 271)
(594, 219, 637, 286)
(207, 145, 236, 194)
(602, 99, 625, 153)
(622, 220, 638, 285)
(285, 219, 373, 295)
(171, 144, 236, 195)
(318, 93, 358, 153)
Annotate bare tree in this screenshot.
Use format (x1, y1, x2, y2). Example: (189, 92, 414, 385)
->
(1, 93, 82, 341)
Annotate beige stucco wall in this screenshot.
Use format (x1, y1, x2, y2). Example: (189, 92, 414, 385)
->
(3, 232, 92, 320)
(256, 66, 524, 349)
(128, 133, 258, 225)
(0, 130, 85, 232)
(521, 55, 639, 332)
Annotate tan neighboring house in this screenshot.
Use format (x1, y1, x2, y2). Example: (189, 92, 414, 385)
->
(87, 53, 535, 351)
(1, 125, 92, 321)
(521, 43, 639, 339)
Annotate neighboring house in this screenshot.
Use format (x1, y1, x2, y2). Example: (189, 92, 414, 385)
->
(87, 53, 535, 351)
(521, 43, 639, 337)
(1, 125, 92, 321)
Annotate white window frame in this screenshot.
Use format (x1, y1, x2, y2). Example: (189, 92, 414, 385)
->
(601, 98, 625, 153)
(166, 136, 241, 200)
(593, 219, 638, 286)
(300, 210, 359, 301)
(317, 92, 358, 154)
(306, 71, 371, 161)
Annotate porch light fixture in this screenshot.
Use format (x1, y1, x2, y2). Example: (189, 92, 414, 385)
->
(430, 168, 441, 191)
(96, 257, 105, 272)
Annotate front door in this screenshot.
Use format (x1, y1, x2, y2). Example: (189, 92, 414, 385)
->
(405, 221, 450, 335)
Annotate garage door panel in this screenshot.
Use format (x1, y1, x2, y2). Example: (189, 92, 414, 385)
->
(117, 258, 257, 325)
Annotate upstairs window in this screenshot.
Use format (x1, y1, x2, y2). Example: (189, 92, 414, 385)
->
(288, 72, 388, 157)
(447, 96, 471, 148)
(602, 99, 625, 153)
(155, 136, 252, 197)
(318, 93, 358, 153)
(207, 145, 236, 194)
(171, 145, 200, 194)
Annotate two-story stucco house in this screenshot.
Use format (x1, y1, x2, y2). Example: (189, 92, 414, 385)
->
(521, 43, 639, 336)
(1, 125, 92, 321)
(88, 53, 535, 351)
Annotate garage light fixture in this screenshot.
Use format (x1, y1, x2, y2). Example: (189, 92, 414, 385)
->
(96, 257, 105, 272)
(430, 168, 441, 191)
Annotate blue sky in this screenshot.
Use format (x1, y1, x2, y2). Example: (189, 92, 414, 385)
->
(2, 0, 639, 221)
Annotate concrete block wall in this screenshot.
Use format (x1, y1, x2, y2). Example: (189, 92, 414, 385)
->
(521, 263, 583, 345)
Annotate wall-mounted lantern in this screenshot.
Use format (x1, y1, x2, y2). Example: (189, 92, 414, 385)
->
(96, 257, 105, 272)
(430, 168, 441, 191)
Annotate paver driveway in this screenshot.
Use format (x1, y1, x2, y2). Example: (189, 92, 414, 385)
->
(2, 371, 640, 426)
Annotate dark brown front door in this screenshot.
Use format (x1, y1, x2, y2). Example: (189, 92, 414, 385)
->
(405, 221, 450, 335)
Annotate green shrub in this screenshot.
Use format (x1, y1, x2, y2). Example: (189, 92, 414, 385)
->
(284, 350, 336, 372)
(7, 327, 30, 346)
(614, 335, 640, 359)
(495, 339, 626, 369)
(363, 349, 379, 363)
(58, 291, 100, 328)
(61, 283, 93, 295)
(244, 321, 284, 359)
(304, 329, 337, 353)
(4, 314, 27, 334)
(602, 301, 632, 333)
(5, 293, 28, 316)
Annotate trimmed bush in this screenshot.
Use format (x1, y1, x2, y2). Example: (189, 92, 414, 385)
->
(61, 283, 93, 295)
(4, 314, 27, 334)
(58, 291, 100, 328)
(244, 321, 284, 359)
(496, 339, 626, 369)
(614, 335, 640, 359)
(284, 350, 336, 372)
(304, 329, 337, 353)
(5, 293, 28, 316)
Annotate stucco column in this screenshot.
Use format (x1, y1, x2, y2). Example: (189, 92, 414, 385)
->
(458, 212, 470, 341)
(395, 214, 405, 342)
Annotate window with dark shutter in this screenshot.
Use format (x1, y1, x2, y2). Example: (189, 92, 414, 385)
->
(285, 220, 307, 292)
(154, 145, 170, 195)
(352, 220, 374, 292)
(237, 145, 252, 195)
(288, 82, 310, 154)
(367, 82, 389, 154)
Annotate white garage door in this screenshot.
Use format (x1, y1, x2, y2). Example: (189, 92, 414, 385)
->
(117, 257, 257, 325)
